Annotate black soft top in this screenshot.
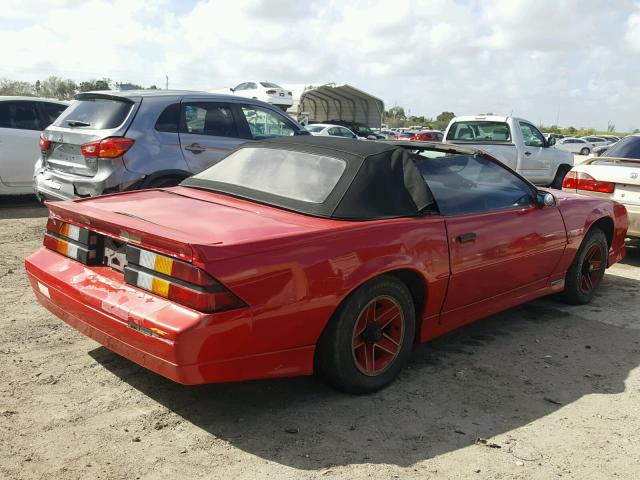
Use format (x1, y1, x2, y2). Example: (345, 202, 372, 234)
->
(182, 136, 435, 220)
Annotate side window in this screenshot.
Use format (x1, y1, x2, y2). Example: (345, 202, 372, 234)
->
(239, 105, 296, 140)
(0, 101, 41, 130)
(519, 122, 545, 147)
(247, 83, 258, 89)
(155, 103, 180, 133)
(181, 103, 237, 137)
(234, 83, 246, 91)
(327, 127, 340, 136)
(414, 154, 535, 216)
(40, 102, 67, 126)
(340, 128, 354, 138)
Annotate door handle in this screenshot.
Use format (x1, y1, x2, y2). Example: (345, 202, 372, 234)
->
(185, 143, 206, 154)
(524, 151, 532, 156)
(457, 232, 476, 243)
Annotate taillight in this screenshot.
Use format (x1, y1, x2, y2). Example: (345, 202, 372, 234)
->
(81, 137, 134, 158)
(265, 89, 277, 95)
(287, 91, 292, 95)
(44, 217, 101, 264)
(39, 133, 50, 151)
(563, 171, 615, 194)
(124, 246, 245, 313)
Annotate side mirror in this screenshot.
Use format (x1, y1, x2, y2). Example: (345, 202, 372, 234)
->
(546, 137, 556, 147)
(229, 87, 234, 92)
(537, 191, 556, 207)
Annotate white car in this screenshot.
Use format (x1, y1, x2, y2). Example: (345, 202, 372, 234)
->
(562, 134, 640, 238)
(229, 81, 293, 111)
(0, 96, 68, 195)
(305, 123, 358, 139)
(581, 136, 612, 148)
(555, 137, 595, 155)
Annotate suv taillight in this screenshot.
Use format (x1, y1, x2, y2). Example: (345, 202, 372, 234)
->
(562, 171, 615, 194)
(124, 245, 245, 313)
(81, 137, 134, 158)
(39, 133, 50, 151)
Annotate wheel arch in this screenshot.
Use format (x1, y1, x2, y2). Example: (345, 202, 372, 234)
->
(325, 265, 429, 344)
(587, 215, 614, 248)
(140, 169, 193, 188)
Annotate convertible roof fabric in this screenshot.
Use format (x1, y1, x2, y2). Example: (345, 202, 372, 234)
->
(182, 136, 434, 220)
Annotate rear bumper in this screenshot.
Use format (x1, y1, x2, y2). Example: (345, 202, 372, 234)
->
(33, 160, 144, 201)
(626, 203, 640, 238)
(25, 248, 314, 384)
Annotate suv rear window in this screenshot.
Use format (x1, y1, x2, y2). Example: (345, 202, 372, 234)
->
(54, 98, 133, 129)
(446, 121, 511, 142)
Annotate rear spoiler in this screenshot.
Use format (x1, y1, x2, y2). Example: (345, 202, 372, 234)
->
(74, 92, 136, 103)
(584, 156, 640, 166)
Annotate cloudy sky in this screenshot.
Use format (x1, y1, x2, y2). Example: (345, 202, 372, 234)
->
(2, 0, 640, 131)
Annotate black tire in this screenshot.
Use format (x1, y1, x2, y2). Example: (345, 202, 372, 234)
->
(550, 165, 572, 189)
(561, 229, 608, 305)
(315, 276, 416, 394)
(146, 176, 184, 188)
(580, 147, 590, 155)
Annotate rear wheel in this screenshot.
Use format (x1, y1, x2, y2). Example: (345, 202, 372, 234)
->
(580, 147, 590, 155)
(550, 165, 572, 189)
(315, 276, 415, 394)
(561, 229, 607, 305)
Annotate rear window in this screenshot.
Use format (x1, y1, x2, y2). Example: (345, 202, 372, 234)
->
(446, 121, 511, 142)
(192, 147, 346, 203)
(54, 98, 133, 129)
(260, 82, 282, 88)
(601, 136, 640, 159)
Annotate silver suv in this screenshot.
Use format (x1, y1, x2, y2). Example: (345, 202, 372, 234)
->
(34, 90, 306, 201)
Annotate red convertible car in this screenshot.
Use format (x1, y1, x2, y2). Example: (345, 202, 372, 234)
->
(25, 137, 628, 393)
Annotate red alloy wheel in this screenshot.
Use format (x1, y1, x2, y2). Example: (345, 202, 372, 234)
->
(580, 244, 603, 294)
(351, 295, 405, 376)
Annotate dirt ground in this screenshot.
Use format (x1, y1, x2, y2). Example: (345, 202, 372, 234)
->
(1, 196, 639, 480)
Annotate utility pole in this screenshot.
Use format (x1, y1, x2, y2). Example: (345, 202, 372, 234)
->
(165, 75, 169, 90)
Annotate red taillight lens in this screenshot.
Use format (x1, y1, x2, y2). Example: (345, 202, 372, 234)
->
(266, 89, 277, 94)
(562, 171, 577, 189)
(566, 171, 615, 194)
(44, 218, 100, 264)
(39, 133, 50, 151)
(81, 137, 134, 158)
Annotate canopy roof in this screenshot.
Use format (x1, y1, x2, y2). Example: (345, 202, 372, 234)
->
(295, 84, 385, 128)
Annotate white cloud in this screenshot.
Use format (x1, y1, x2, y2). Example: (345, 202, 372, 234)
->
(1, 0, 640, 130)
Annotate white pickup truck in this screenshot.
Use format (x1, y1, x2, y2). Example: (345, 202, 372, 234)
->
(443, 115, 573, 188)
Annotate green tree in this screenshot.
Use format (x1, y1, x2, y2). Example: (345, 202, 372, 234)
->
(79, 78, 111, 92)
(433, 111, 455, 130)
(0, 78, 34, 96)
(38, 76, 77, 99)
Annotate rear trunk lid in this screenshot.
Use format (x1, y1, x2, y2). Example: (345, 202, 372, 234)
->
(582, 158, 640, 206)
(42, 93, 140, 176)
(46, 186, 345, 262)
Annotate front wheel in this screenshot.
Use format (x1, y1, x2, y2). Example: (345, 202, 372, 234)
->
(561, 229, 608, 305)
(580, 147, 590, 155)
(315, 276, 416, 394)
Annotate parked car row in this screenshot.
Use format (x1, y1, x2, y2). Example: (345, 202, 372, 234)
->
(0, 96, 68, 195)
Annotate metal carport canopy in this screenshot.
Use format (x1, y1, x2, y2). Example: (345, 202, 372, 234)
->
(297, 84, 385, 128)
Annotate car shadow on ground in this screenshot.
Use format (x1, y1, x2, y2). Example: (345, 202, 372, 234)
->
(90, 269, 640, 470)
(0, 195, 47, 220)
